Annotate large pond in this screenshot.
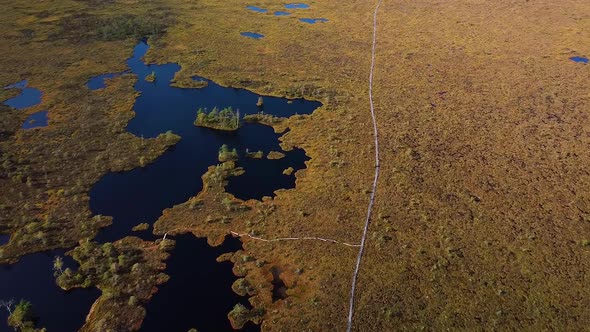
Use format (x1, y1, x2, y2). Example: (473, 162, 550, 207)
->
(0, 40, 320, 331)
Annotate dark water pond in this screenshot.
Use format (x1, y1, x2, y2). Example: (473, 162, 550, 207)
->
(300, 18, 329, 24)
(570, 56, 589, 64)
(22, 110, 48, 129)
(141, 234, 258, 332)
(0, 234, 9, 246)
(274, 11, 291, 16)
(285, 3, 310, 9)
(240, 32, 265, 39)
(0, 250, 100, 332)
(3, 80, 42, 109)
(246, 5, 267, 13)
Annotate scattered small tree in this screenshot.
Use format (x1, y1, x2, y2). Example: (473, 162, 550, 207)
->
(7, 300, 35, 330)
(195, 107, 241, 131)
(53, 256, 64, 277)
(218, 144, 239, 162)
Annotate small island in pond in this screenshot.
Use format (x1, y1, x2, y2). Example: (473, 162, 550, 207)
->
(195, 107, 241, 131)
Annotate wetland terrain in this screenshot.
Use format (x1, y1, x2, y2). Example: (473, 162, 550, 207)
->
(1, 0, 590, 331)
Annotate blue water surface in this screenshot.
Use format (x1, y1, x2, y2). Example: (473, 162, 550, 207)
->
(285, 3, 310, 9)
(300, 18, 329, 24)
(241, 32, 265, 39)
(274, 11, 291, 16)
(22, 110, 48, 129)
(570, 56, 589, 64)
(3, 80, 42, 109)
(0, 234, 9, 246)
(246, 5, 267, 13)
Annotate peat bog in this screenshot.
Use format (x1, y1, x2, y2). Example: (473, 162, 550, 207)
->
(0, 39, 320, 331)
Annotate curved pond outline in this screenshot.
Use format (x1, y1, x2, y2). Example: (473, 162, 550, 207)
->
(274, 11, 291, 16)
(241, 32, 265, 39)
(300, 18, 329, 24)
(3, 80, 42, 109)
(22, 110, 48, 129)
(246, 5, 267, 13)
(285, 3, 310, 9)
(570, 56, 589, 64)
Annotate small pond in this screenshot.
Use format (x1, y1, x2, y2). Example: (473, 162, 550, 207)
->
(22, 110, 48, 129)
(274, 11, 291, 16)
(300, 18, 329, 24)
(285, 3, 310, 9)
(570, 56, 589, 64)
(246, 5, 267, 13)
(3, 80, 42, 110)
(0, 234, 9, 246)
(241, 32, 265, 39)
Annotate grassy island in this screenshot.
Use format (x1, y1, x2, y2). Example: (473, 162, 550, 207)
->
(245, 150, 264, 159)
(195, 107, 241, 131)
(243, 113, 284, 126)
(145, 71, 156, 82)
(218, 144, 238, 162)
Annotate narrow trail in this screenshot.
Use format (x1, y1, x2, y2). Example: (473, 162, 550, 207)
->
(346, 0, 382, 331)
(230, 231, 361, 247)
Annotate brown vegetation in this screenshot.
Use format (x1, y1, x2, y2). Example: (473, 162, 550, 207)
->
(1, 0, 590, 330)
(56, 237, 173, 331)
